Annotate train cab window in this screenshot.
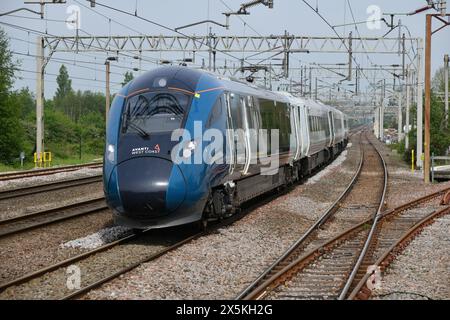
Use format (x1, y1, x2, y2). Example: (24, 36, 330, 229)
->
(121, 90, 191, 135)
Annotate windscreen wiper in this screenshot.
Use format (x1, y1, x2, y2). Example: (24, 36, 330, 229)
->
(127, 122, 151, 138)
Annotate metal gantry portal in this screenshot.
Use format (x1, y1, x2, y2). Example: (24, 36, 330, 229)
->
(35, 34, 422, 169)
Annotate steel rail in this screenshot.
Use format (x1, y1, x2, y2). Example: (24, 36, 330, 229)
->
(60, 232, 202, 300)
(0, 175, 102, 200)
(0, 231, 138, 292)
(347, 203, 450, 300)
(0, 196, 107, 238)
(338, 134, 388, 299)
(0, 162, 102, 181)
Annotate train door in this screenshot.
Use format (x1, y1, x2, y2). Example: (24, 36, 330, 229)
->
(227, 93, 248, 176)
(300, 105, 310, 156)
(245, 96, 260, 174)
(239, 96, 252, 175)
(328, 111, 335, 146)
(292, 104, 302, 161)
(225, 93, 236, 175)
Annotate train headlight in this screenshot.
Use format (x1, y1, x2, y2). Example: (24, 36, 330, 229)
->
(106, 144, 115, 163)
(182, 140, 197, 158)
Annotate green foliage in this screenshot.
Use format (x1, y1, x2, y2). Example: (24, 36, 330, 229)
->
(0, 28, 24, 164)
(383, 114, 397, 129)
(80, 112, 105, 154)
(396, 69, 450, 163)
(15, 87, 35, 117)
(44, 106, 78, 158)
(0, 29, 107, 167)
(55, 65, 72, 101)
(121, 71, 134, 87)
(0, 94, 25, 164)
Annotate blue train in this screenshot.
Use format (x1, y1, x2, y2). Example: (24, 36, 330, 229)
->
(103, 66, 348, 229)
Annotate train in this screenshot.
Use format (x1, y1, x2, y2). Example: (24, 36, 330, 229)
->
(103, 66, 349, 229)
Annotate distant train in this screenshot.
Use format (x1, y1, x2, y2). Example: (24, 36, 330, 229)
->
(103, 66, 349, 229)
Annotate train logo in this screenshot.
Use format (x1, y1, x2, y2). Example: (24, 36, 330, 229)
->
(131, 144, 160, 155)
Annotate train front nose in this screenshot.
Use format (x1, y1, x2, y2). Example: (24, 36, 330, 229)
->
(116, 157, 186, 218)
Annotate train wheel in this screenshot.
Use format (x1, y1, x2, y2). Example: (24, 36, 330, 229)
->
(200, 217, 208, 231)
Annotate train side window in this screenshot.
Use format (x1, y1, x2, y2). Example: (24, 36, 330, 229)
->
(206, 95, 223, 128)
(260, 98, 279, 155)
(229, 93, 243, 130)
(246, 96, 260, 130)
(280, 102, 291, 152)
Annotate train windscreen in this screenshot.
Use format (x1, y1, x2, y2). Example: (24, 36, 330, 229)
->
(121, 91, 191, 135)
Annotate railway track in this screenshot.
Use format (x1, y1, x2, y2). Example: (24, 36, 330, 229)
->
(259, 188, 450, 301)
(348, 199, 450, 300)
(238, 134, 450, 300)
(0, 174, 102, 201)
(0, 210, 248, 300)
(0, 225, 146, 297)
(0, 162, 102, 182)
(237, 131, 387, 299)
(0, 196, 107, 238)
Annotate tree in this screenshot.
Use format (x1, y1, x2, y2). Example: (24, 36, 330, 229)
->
(0, 28, 23, 164)
(399, 68, 450, 162)
(431, 66, 450, 93)
(15, 87, 35, 117)
(55, 65, 72, 101)
(121, 71, 134, 86)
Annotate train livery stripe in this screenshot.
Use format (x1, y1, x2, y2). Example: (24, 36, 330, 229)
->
(165, 74, 224, 213)
(104, 84, 129, 208)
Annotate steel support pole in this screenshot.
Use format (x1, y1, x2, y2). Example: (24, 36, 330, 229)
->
(445, 54, 449, 128)
(315, 77, 318, 100)
(405, 69, 410, 150)
(309, 67, 312, 97)
(105, 61, 110, 130)
(348, 32, 352, 81)
(398, 86, 403, 142)
(374, 107, 380, 138)
(424, 14, 432, 183)
(380, 79, 385, 141)
(380, 100, 384, 141)
(417, 38, 424, 169)
(36, 36, 44, 164)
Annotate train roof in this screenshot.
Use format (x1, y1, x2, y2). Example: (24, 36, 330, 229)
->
(125, 66, 346, 118)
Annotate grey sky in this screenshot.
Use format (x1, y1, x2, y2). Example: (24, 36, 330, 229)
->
(0, 0, 449, 98)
